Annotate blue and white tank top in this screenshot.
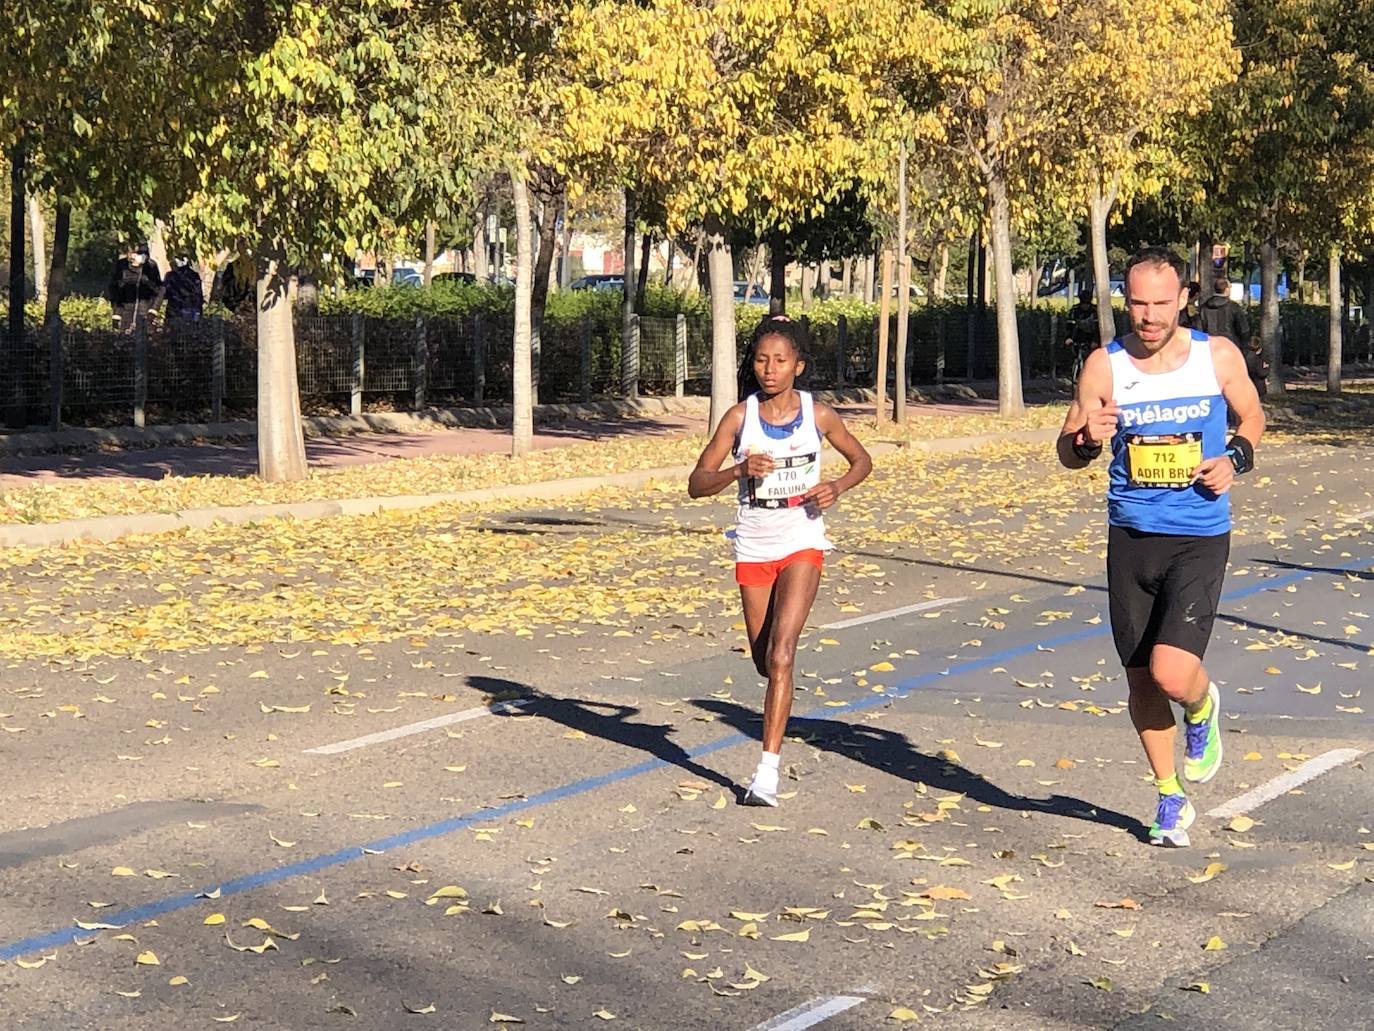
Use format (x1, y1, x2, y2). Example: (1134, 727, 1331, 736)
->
(1106, 330, 1230, 537)
(731, 391, 833, 562)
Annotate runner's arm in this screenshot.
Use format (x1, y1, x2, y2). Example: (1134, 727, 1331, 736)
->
(804, 404, 873, 509)
(1057, 347, 1117, 469)
(687, 404, 750, 498)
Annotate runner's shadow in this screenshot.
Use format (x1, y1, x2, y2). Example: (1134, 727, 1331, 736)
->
(694, 698, 1149, 842)
(470, 676, 737, 793)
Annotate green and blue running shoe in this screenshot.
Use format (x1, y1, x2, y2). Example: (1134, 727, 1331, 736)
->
(1184, 682, 1223, 784)
(1149, 792, 1196, 848)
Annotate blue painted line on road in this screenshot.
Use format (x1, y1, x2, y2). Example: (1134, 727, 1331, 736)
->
(2, 549, 1368, 961)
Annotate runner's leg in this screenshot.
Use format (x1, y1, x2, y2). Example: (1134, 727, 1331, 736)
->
(1126, 666, 1178, 782)
(758, 560, 821, 754)
(740, 582, 776, 680)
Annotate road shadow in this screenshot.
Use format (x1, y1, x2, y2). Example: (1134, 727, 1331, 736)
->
(470, 674, 1145, 842)
(471, 676, 737, 793)
(694, 697, 1148, 841)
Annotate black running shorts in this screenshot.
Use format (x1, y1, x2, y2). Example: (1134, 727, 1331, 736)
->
(1106, 525, 1230, 669)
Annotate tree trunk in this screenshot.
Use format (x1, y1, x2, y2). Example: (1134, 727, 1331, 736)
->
(1328, 245, 1342, 394)
(768, 233, 787, 315)
(745, 245, 765, 306)
(559, 197, 572, 290)
(423, 220, 436, 285)
(510, 167, 535, 456)
(256, 246, 307, 482)
(621, 187, 637, 398)
(895, 144, 909, 423)
(474, 198, 490, 282)
(1258, 232, 1283, 395)
(988, 176, 1025, 415)
(531, 181, 563, 409)
(933, 242, 949, 301)
(147, 219, 170, 281)
(636, 230, 652, 309)
(800, 264, 813, 308)
(840, 257, 852, 298)
(663, 239, 674, 287)
(876, 251, 894, 421)
(7, 136, 27, 429)
(44, 198, 70, 324)
(27, 196, 46, 305)
(863, 251, 876, 303)
(1088, 178, 1119, 347)
(704, 213, 736, 432)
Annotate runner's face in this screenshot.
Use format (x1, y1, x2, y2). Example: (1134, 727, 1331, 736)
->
(753, 335, 803, 393)
(1125, 264, 1187, 350)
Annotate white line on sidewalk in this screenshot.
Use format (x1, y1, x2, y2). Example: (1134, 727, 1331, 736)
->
(751, 995, 867, 1031)
(303, 700, 530, 755)
(1206, 748, 1365, 820)
(821, 596, 967, 630)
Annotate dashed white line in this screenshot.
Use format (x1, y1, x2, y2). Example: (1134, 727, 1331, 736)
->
(302, 699, 530, 755)
(1206, 748, 1365, 820)
(821, 596, 966, 630)
(751, 994, 867, 1031)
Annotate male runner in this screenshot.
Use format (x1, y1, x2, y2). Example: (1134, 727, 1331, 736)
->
(1057, 246, 1265, 847)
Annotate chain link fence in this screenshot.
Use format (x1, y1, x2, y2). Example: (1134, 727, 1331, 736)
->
(1, 305, 1362, 431)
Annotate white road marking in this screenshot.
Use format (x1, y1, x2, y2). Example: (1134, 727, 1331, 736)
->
(303, 700, 530, 755)
(752, 995, 867, 1031)
(1340, 508, 1374, 523)
(1206, 748, 1365, 820)
(821, 596, 967, 630)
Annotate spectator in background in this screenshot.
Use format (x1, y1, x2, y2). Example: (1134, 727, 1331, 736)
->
(163, 256, 204, 322)
(1179, 281, 1201, 329)
(1065, 287, 1099, 379)
(1245, 335, 1270, 399)
(107, 242, 163, 334)
(1197, 275, 1251, 346)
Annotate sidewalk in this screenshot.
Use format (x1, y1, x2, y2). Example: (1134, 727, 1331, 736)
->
(0, 395, 1004, 492)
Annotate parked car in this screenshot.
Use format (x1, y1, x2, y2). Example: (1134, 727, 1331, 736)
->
(734, 281, 769, 305)
(392, 267, 423, 287)
(433, 271, 477, 285)
(569, 274, 625, 291)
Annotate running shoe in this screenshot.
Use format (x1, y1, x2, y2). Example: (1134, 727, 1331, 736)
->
(1184, 682, 1223, 784)
(742, 771, 779, 807)
(1149, 792, 1195, 848)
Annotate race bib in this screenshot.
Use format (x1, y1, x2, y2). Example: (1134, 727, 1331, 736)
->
(1125, 433, 1202, 489)
(749, 451, 818, 507)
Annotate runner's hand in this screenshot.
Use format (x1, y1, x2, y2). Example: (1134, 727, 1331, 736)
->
(738, 453, 775, 479)
(1082, 403, 1120, 446)
(803, 480, 841, 510)
(1191, 456, 1234, 495)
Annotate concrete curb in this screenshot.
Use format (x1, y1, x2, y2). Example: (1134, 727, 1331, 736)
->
(0, 428, 1059, 550)
(0, 389, 893, 456)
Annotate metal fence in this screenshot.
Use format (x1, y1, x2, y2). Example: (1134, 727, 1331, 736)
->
(1, 306, 1366, 431)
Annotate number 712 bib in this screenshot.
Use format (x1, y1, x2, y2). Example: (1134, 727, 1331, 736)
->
(1124, 432, 1202, 489)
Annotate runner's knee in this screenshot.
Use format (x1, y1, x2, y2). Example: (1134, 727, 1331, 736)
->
(765, 639, 796, 679)
(1147, 649, 1200, 701)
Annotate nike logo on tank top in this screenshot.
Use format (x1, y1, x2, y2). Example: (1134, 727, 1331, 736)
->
(1105, 330, 1231, 537)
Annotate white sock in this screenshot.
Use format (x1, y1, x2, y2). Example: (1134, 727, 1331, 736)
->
(752, 752, 780, 791)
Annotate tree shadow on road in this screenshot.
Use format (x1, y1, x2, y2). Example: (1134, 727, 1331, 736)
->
(694, 697, 1148, 842)
(470, 676, 737, 793)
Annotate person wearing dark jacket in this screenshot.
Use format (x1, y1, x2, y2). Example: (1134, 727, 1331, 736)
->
(163, 256, 204, 322)
(108, 242, 163, 334)
(1196, 276, 1250, 346)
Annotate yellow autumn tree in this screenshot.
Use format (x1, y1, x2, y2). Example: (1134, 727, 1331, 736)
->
(916, 0, 1235, 414)
(556, 0, 953, 428)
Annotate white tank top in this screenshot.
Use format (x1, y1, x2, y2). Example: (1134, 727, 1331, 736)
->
(730, 391, 834, 563)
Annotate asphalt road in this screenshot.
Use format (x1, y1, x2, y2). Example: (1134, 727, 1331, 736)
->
(0, 426, 1372, 1030)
